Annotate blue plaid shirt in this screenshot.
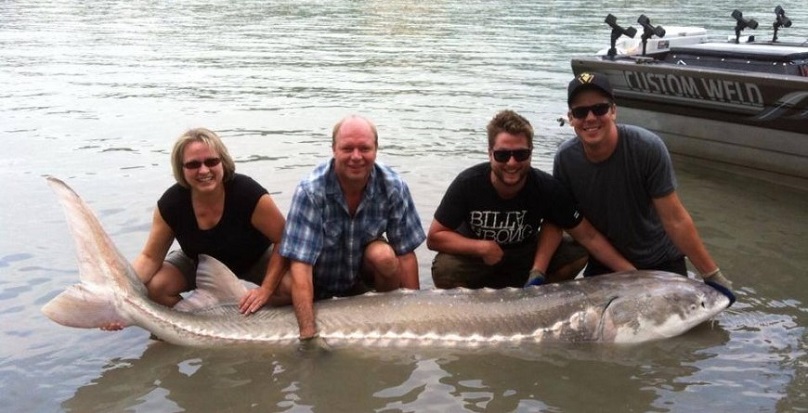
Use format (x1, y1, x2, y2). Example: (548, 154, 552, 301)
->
(280, 159, 425, 297)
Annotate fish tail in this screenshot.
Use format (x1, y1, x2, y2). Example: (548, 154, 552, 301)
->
(42, 176, 145, 328)
(41, 284, 129, 328)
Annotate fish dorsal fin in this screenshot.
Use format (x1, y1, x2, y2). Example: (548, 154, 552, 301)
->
(174, 254, 248, 312)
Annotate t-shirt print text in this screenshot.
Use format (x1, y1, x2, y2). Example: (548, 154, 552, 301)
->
(470, 210, 533, 244)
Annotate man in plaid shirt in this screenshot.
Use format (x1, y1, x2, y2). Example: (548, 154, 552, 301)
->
(279, 115, 426, 344)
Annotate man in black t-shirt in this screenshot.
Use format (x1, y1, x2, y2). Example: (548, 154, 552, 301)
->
(427, 110, 635, 289)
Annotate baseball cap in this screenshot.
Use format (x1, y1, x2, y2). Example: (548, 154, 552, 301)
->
(567, 72, 614, 106)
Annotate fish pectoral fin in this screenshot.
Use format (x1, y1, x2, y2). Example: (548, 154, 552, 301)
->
(176, 255, 249, 312)
(41, 284, 128, 329)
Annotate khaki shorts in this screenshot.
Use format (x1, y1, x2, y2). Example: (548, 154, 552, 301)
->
(431, 235, 587, 289)
(165, 247, 272, 290)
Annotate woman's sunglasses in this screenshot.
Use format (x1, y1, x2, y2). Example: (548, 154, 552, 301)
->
(182, 157, 222, 169)
(492, 149, 532, 163)
(570, 103, 612, 119)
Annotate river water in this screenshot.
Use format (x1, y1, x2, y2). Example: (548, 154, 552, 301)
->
(1, 0, 807, 411)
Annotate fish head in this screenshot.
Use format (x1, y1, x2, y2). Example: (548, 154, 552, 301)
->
(598, 274, 730, 343)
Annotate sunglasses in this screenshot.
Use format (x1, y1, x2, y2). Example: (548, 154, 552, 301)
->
(492, 149, 532, 163)
(182, 157, 222, 169)
(570, 103, 612, 119)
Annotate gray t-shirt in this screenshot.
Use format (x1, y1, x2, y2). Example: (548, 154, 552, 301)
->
(553, 124, 682, 268)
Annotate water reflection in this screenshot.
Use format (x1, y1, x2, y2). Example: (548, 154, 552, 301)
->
(433, 325, 728, 411)
(62, 323, 731, 413)
(62, 342, 421, 412)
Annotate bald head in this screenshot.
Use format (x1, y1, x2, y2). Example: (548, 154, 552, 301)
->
(332, 115, 379, 148)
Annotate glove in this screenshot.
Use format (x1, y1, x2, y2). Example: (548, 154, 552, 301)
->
(702, 268, 736, 307)
(298, 334, 332, 355)
(524, 269, 546, 287)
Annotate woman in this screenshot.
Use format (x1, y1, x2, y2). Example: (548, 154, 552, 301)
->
(105, 128, 289, 330)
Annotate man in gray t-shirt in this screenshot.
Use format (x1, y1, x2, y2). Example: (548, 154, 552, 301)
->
(554, 72, 734, 300)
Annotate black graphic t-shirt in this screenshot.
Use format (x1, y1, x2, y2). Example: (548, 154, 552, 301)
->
(433, 163, 582, 249)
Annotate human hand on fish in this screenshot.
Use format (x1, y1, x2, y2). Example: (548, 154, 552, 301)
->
(298, 334, 332, 355)
(702, 268, 736, 306)
(524, 269, 546, 287)
(239, 285, 272, 314)
(100, 322, 126, 331)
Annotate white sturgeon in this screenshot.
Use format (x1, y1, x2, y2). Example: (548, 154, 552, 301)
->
(41, 176, 729, 347)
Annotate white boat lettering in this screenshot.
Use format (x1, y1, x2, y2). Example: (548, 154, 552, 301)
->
(623, 71, 699, 98)
(676, 75, 700, 97)
(699, 78, 763, 107)
(623, 71, 763, 107)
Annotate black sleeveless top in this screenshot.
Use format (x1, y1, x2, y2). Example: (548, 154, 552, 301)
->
(158, 174, 271, 275)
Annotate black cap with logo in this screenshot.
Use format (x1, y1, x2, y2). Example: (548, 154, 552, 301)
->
(567, 72, 614, 106)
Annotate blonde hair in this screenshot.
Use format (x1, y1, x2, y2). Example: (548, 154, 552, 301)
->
(170, 128, 236, 188)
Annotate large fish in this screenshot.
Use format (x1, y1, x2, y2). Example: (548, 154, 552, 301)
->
(42, 176, 729, 347)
